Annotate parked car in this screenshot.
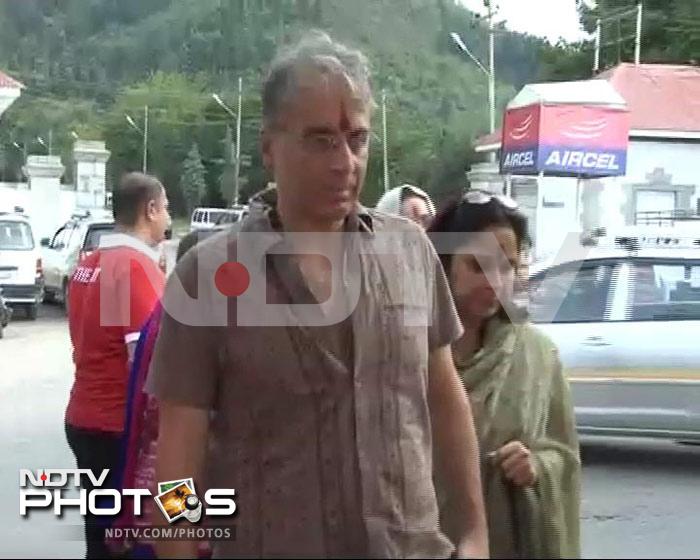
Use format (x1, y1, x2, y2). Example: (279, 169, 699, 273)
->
(41, 211, 115, 313)
(0, 211, 44, 320)
(190, 206, 247, 232)
(0, 287, 12, 338)
(528, 228, 700, 442)
(185, 205, 249, 246)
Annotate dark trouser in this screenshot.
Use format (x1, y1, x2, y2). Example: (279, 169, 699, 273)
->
(65, 423, 122, 560)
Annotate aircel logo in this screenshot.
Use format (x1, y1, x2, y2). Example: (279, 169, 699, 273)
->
(19, 469, 236, 520)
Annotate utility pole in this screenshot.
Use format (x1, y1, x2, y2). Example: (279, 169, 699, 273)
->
(234, 77, 242, 206)
(594, 18, 601, 73)
(224, 124, 234, 204)
(451, 1, 497, 163)
(487, 0, 496, 140)
(382, 89, 389, 194)
(634, 2, 643, 65)
(143, 105, 149, 174)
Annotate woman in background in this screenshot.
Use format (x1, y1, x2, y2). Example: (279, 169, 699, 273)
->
(375, 183, 435, 229)
(427, 191, 581, 559)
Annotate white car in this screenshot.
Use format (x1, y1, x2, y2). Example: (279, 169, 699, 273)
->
(0, 212, 44, 320)
(190, 206, 248, 232)
(41, 212, 115, 313)
(528, 229, 700, 441)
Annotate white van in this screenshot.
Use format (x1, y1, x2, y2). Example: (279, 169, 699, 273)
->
(0, 212, 44, 320)
(190, 207, 243, 231)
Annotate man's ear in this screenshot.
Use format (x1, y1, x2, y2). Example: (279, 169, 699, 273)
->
(145, 198, 158, 222)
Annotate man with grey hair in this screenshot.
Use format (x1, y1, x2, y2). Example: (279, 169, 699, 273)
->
(150, 32, 488, 558)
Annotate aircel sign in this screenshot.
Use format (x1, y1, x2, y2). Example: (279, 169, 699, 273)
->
(19, 469, 236, 519)
(500, 103, 629, 177)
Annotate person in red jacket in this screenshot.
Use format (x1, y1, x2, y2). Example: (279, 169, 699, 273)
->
(65, 172, 170, 559)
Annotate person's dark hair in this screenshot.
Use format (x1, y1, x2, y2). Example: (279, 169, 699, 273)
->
(427, 193, 529, 276)
(112, 172, 163, 228)
(176, 230, 201, 262)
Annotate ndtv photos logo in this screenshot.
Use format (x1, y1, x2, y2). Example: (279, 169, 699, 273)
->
(19, 469, 236, 523)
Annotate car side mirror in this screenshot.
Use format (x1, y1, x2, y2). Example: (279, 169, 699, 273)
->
(40, 238, 50, 247)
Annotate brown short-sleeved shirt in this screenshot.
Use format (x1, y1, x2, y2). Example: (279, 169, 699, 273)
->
(147, 206, 463, 558)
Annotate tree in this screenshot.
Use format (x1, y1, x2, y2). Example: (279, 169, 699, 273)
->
(102, 72, 214, 216)
(580, 0, 700, 67)
(181, 143, 207, 214)
(0, 0, 577, 211)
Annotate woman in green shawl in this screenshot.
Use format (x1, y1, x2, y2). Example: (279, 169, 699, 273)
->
(427, 192, 581, 559)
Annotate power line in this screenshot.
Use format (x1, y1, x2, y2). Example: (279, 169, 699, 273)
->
(579, 33, 638, 52)
(581, 6, 638, 24)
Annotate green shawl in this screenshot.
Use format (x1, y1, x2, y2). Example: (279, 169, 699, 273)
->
(454, 318, 581, 559)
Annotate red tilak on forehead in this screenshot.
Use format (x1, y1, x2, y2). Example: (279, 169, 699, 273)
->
(339, 98, 350, 131)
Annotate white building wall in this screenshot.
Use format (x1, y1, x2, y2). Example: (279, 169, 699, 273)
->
(626, 140, 700, 187)
(533, 176, 579, 261)
(0, 85, 21, 119)
(505, 138, 700, 261)
(0, 183, 79, 241)
(0, 141, 110, 241)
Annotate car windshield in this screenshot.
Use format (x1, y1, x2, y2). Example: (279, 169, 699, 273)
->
(209, 210, 229, 224)
(83, 224, 115, 251)
(216, 212, 239, 225)
(0, 221, 34, 250)
(631, 261, 700, 320)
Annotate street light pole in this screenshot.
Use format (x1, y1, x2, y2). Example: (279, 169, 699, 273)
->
(450, 25, 496, 161)
(487, 2, 496, 138)
(125, 107, 148, 173)
(594, 18, 601, 73)
(634, 2, 643, 65)
(234, 77, 242, 206)
(382, 89, 389, 194)
(213, 86, 243, 206)
(12, 141, 27, 168)
(143, 105, 149, 174)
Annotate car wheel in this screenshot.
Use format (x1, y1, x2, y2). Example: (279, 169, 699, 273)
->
(26, 304, 38, 321)
(43, 288, 55, 304)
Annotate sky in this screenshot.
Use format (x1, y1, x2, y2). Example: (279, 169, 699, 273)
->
(459, 0, 595, 45)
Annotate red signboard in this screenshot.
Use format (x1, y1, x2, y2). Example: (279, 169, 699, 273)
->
(501, 103, 630, 177)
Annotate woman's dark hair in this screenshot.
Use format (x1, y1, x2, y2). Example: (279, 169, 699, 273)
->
(426, 193, 529, 275)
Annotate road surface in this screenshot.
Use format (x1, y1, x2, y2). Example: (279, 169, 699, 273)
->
(1, 303, 699, 558)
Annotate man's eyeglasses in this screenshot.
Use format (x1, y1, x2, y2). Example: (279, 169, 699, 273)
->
(463, 190, 518, 210)
(299, 129, 370, 155)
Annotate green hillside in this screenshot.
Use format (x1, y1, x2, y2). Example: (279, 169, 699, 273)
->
(0, 0, 553, 214)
